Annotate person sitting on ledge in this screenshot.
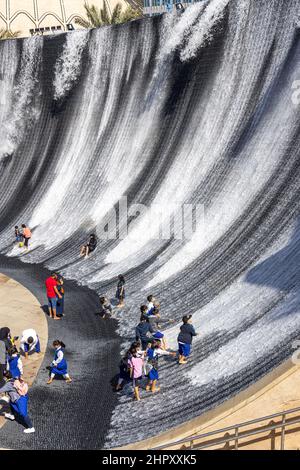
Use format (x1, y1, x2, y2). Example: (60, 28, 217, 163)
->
(98, 296, 113, 319)
(80, 233, 97, 259)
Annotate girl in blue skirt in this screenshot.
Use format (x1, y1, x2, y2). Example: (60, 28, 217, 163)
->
(0, 374, 35, 433)
(47, 340, 72, 384)
(145, 340, 176, 393)
(7, 346, 23, 379)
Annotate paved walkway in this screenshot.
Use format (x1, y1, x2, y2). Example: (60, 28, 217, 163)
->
(0, 273, 48, 443)
(0, 255, 120, 449)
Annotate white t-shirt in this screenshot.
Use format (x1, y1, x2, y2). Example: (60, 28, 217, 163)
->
(20, 329, 38, 352)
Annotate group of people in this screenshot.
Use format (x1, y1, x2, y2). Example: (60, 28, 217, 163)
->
(14, 224, 32, 250)
(0, 327, 72, 433)
(97, 283, 198, 401)
(2, 227, 198, 429)
(116, 303, 197, 401)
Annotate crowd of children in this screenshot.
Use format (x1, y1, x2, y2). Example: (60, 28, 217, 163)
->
(100, 284, 198, 401)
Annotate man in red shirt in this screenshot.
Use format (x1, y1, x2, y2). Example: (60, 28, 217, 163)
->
(45, 273, 62, 321)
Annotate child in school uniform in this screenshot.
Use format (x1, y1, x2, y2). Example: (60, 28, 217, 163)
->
(14, 226, 22, 244)
(177, 315, 197, 364)
(128, 345, 144, 401)
(20, 329, 41, 359)
(47, 340, 72, 384)
(145, 340, 176, 393)
(0, 374, 35, 433)
(7, 347, 23, 379)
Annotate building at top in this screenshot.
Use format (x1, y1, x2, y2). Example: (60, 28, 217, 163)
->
(0, 0, 131, 37)
(143, 0, 204, 17)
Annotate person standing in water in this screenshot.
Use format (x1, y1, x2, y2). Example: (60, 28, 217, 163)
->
(47, 340, 72, 384)
(21, 224, 31, 251)
(116, 274, 125, 308)
(177, 315, 197, 364)
(56, 276, 65, 317)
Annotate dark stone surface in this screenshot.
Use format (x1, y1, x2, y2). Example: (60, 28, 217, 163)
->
(0, 255, 121, 449)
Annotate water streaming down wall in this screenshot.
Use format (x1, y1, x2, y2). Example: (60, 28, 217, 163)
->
(0, 0, 300, 447)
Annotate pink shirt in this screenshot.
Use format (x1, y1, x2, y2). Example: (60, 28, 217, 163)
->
(128, 356, 143, 379)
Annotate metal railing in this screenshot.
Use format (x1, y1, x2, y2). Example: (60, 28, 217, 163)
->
(152, 406, 300, 450)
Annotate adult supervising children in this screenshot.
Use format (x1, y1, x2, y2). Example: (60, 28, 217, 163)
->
(45, 273, 62, 320)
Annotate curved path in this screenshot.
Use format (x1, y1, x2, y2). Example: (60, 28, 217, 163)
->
(0, 255, 120, 450)
(0, 273, 48, 432)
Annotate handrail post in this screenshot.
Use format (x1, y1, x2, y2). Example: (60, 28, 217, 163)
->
(234, 427, 239, 450)
(190, 439, 194, 449)
(281, 414, 286, 451)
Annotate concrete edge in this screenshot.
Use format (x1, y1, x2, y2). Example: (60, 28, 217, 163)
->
(116, 359, 297, 450)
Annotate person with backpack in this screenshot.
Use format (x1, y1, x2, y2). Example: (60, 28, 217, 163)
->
(21, 224, 31, 250)
(7, 347, 23, 379)
(145, 340, 176, 393)
(177, 315, 197, 364)
(115, 351, 131, 391)
(0, 374, 35, 433)
(47, 340, 72, 384)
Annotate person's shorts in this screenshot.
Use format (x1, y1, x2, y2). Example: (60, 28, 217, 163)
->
(148, 368, 159, 381)
(132, 376, 142, 387)
(48, 297, 57, 309)
(178, 342, 191, 357)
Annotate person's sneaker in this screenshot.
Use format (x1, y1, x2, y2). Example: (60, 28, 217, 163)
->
(4, 413, 15, 421)
(65, 377, 72, 384)
(1, 396, 10, 403)
(24, 427, 35, 434)
(47, 378, 53, 385)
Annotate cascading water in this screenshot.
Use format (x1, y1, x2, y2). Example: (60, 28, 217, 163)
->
(0, 0, 300, 447)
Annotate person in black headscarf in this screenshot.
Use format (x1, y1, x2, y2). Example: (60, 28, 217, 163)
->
(0, 328, 12, 386)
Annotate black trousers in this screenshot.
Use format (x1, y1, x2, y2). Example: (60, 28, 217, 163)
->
(0, 363, 5, 387)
